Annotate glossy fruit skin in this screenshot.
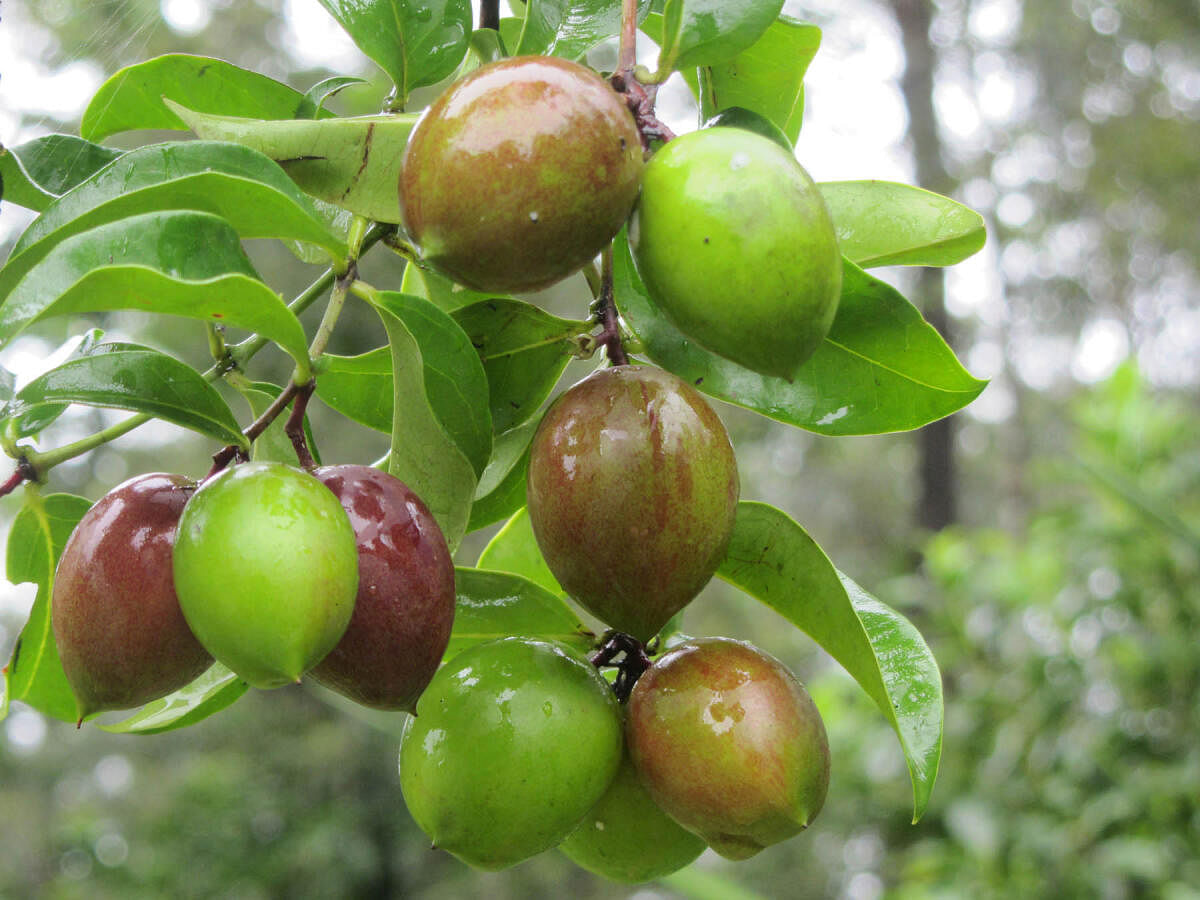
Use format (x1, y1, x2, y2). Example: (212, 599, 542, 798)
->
(626, 637, 831, 860)
(172, 462, 358, 689)
(309, 465, 455, 712)
(400, 55, 644, 293)
(52, 473, 212, 720)
(630, 127, 842, 380)
(399, 637, 623, 870)
(526, 365, 739, 641)
(560, 749, 707, 882)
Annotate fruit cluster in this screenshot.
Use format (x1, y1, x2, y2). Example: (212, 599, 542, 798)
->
(49, 52, 841, 882)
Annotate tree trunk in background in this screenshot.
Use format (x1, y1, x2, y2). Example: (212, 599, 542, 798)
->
(892, 0, 958, 532)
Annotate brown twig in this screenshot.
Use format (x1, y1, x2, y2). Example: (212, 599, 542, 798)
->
(0, 457, 37, 499)
(591, 248, 629, 366)
(284, 381, 317, 471)
(589, 631, 653, 702)
(204, 381, 305, 481)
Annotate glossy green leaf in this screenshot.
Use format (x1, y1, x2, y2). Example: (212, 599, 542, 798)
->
(701, 106, 792, 149)
(514, 0, 653, 60)
(655, 0, 783, 74)
(612, 230, 986, 435)
(315, 347, 393, 433)
(98, 663, 248, 735)
(371, 292, 492, 478)
(477, 506, 564, 599)
(234, 380, 321, 466)
(3, 493, 92, 724)
(168, 102, 419, 224)
(400, 263, 497, 313)
(819, 181, 988, 268)
(694, 17, 820, 143)
(0, 211, 311, 371)
(467, 419, 538, 532)
(5, 350, 248, 449)
(371, 295, 477, 552)
(0, 330, 105, 438)
(717, 501, 943, 822)
(0, 136, 123, 212)
(446, 567, 591, 660)
(452, 298, 586, 434)
(81, 54, 324, 141)
(315, 0, 472, 101)
(1, 141, 346, 309)
(300, 75, 369, 117)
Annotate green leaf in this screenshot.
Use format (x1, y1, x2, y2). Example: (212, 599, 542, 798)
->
(0, 330, 105, 438)
(3, 492, 93, 723)
(0, 135, 124, 212)
(371, 295, 477, 552)
(5, 350, 248, 449)
(370, 292, 492, 478)
(234, 380, 321, 465)
(477, 506, 563, 599)
(468, 419, 538, 532)
(300, 75, 368, 117)
(447, 567, 589, 660)
(701, 106, 792, 150)
(452, 298, 586, 434)
(514, 0, 653, 60)
(315, 0, 472, 102)
(400, 263, 497, 313)
(717, 501, 943, 822)
(0, 141, 347, 310)
(656, 0, 783, 74)
(315, 347, 393, 433)
(0, 211, 311, 372)
(81, 54, 325, 141)
(819, 181, 988, 268)
(98, 663, 248, 735)
(168, 102, 419, 224)
(612, 230, 986, 435)
(694, 17, 820, 143)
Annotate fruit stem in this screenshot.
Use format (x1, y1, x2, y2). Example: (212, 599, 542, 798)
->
(590, 631, 653, 702)
(284, 382, 317, 470)
(591, 247, 629, 366)
(618, 0, 638, 76)
(205, 380, 305, 480)
(479, 0, 499, 31)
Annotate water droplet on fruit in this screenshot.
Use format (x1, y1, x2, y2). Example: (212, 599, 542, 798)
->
(730, 152, 750, 171)
(529, 211, 540, 222)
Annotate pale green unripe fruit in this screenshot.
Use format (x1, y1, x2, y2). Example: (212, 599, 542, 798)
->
(172, 462, 358, 689)
(399, 637, 623, 870)
(630, 127, 842, 380)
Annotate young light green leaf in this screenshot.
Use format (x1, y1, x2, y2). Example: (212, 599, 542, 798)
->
(98, 663, 248, 735)
(468, 418, 538, 532)
(5, 350, 248, 450)
(513, 0, 653, 60)
(315, 0, 472, 102)
(477, 506, 564, 599)
(452, 298, 587, 434)
(717, 501, 943, 822)
(234, 380, 321, 465)
(3, 493, 93, 724)
(0, 211, 311, 371)
(167, 102, 419, 223)
(299, 75, 369, 117)
(400, 263, 498, 313)
(81, 54, 325, 141)
(820, 181, 988, 268)
(371, 297, 477, 552)
(656, 0, 783, 75)
(0, 135, 123, 212)
(371, 292, 492, 477)
(447, 567, 589, 660)
(1, 141, 347, 308)
(613, 230, 986, 435)
(315, 347, 393, 433)
(694, 17, 821, 143)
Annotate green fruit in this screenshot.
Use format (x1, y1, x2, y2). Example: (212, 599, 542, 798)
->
(626, 637, 830, 860)
(172, 462, 358, 689)
(400, 55, 644, 293)
(309, 465, 455, 712)
(399, 637, 623, 870)
(630, 127, 842, 380)
(526, 365, 739, 641)
(560, 750, 707, 883)
(52, 473, 212, 721)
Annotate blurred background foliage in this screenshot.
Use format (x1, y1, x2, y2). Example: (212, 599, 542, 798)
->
(2, 0, 1198, 897)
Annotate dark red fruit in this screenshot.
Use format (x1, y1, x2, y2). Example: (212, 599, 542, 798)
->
(52, 473, 212, 721)
(310, 465, 455, 712)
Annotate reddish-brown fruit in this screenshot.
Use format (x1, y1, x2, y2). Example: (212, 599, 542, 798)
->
(400, 55, 644, 293)
(526, 366, 739, 641)
(52, 473, 212, 721)
(626, 637, 831, 860)
(310, 465, 455, 712)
